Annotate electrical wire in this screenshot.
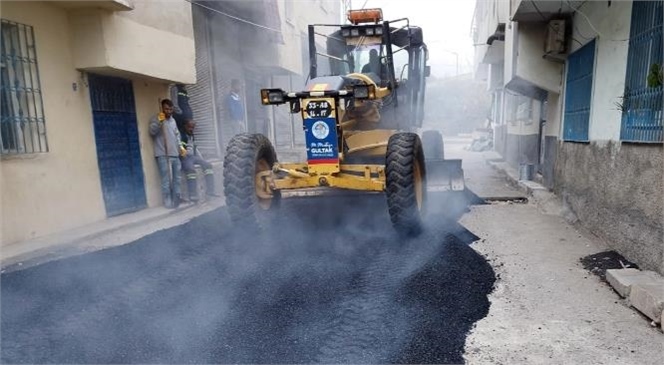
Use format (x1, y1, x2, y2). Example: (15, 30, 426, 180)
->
(183, 0, 283, 34)
(183, 0, 345, 80)
(573, 21, 593, 41)
(183, 0, 344, 43)
(182, 0, 402, 81)
(566, 0, 629, 42)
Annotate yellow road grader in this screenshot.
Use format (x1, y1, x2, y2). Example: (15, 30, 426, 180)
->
(223, 8, 465, 236)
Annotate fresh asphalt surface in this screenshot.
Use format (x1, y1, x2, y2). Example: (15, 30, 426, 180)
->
(1, 192, 495, 364)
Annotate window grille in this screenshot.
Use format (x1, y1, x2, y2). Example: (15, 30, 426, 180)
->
(1, 19, 48, 155)
(620, 1, 663, 143)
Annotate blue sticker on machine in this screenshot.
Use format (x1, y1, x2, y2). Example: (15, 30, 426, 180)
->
(304, 117, 339, 164)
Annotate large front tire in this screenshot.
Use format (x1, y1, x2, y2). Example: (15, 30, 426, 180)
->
(385, 132, 426, 237)
(223, 133, 280, 228)
(421, 129, 444, 160)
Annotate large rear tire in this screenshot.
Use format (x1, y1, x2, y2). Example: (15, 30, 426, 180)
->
(385, 132, 427, 237)
(223, 133, 280, 228)
(421, 129, 444, 160)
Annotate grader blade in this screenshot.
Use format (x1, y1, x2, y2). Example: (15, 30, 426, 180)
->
(425, 159, 465, 193)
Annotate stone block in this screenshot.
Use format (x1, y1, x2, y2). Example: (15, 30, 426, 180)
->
(629, 283, 664, 323)
(606, 269, 660, 298)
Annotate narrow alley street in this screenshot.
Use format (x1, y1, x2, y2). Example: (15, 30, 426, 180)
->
(2, 1, 662, 364)
(2, 138, 662, 364)
(1, 189, 492, 363)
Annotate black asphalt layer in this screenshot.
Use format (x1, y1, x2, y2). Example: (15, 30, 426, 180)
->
(580, 250, 639, 280)
(1, 192, 495, 364)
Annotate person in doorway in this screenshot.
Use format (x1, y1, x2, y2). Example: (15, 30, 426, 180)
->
(180, 119, 218, 203)
(173, 84, 192, 136)
(226, 79, 246, 136)
(149, 99, 185, 209)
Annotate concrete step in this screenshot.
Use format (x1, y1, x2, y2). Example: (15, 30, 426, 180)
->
(629, 283, 664, 324)
(606, 268, 664, 327)
(606, 268, 662, 298)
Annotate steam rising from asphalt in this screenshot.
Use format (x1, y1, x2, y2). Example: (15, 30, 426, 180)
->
(1, 186, 493, 363)
(1, 9, 495, 362)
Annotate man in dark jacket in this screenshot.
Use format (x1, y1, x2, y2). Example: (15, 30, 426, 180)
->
(173, 84, 192, 136)
(226, 79, 246, 136)
(180, 119, 217, 203)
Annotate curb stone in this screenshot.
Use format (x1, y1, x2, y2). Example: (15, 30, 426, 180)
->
(629, 283, 664, 325)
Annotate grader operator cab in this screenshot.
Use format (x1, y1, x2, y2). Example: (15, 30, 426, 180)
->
(223, 8, 465, 236)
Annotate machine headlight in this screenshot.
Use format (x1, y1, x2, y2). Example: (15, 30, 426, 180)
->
(353, 84, 376, 99)
(351, 28, 360, 37)
(341, 28, 351, 37)
(261, 89, 286, 105)
(374, 26, 383, 35)
(365, 27, 375, 36)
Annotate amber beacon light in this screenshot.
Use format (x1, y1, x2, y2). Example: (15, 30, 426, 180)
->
(347, 8, 383, 24)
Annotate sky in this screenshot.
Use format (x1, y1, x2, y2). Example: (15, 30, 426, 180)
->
(350, 0, 476, 78)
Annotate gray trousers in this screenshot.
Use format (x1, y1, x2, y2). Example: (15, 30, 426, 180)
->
(156, 156, 181, 207)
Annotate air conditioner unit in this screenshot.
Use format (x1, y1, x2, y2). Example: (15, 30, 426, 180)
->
(544, 19, 566, 54)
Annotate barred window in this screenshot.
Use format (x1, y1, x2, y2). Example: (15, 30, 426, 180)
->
(620, 1, 663, 143)
(1, 19, 48, 155)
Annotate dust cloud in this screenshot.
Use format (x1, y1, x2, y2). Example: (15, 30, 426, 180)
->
(1, 1, 496, 363)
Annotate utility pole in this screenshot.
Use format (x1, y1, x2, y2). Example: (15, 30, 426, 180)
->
(442, 50, 460, 76)
(427, 42, 461, 76)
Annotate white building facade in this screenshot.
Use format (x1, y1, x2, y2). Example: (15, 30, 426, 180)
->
(473, 0, 663, 273)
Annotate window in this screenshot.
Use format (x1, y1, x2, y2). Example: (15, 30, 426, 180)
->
(506, 92, 518, 125)
(1, 19, 48, 154)
(516, 96, 533, 123)
(505, 92, 530, 125)
(563, 39, 596, 142)
(620, 1, 663, 143)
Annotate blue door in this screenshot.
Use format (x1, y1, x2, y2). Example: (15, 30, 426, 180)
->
(563, 39, 596, 142)
(89, 74, 147, 216)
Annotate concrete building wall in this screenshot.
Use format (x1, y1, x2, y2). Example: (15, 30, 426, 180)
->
(542, 92, 562, 188)
(227, 0, 342, 76)
(472, 0, 500, 71)
(555, 142, 664, 274)
(515, 22, 563, 94)
(116, 0, 194, 39)
(68, 1, 196, 84)
(567, 0, 631, 141)
(504, 93, 541, 167)
(503, 20, 563, 98)
(1, 1, 105, 245)
(186, 0, 340, 162)
(554, 1, 663, 274)
(101, 11, 196, 84)
(504, 21, 517, 87)
(1, 1, 190, 245)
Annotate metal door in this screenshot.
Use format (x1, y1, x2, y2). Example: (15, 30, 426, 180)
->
(563, 39, 595, 141)
(537, 100, 547, 174)
(187, 5, 221, 158)
(89, 74, 146, 216)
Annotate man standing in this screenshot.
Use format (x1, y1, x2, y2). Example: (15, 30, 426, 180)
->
(180, 119, 218, 203)
(226, 79, 246, 136)
(149, 99, 184, 209)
